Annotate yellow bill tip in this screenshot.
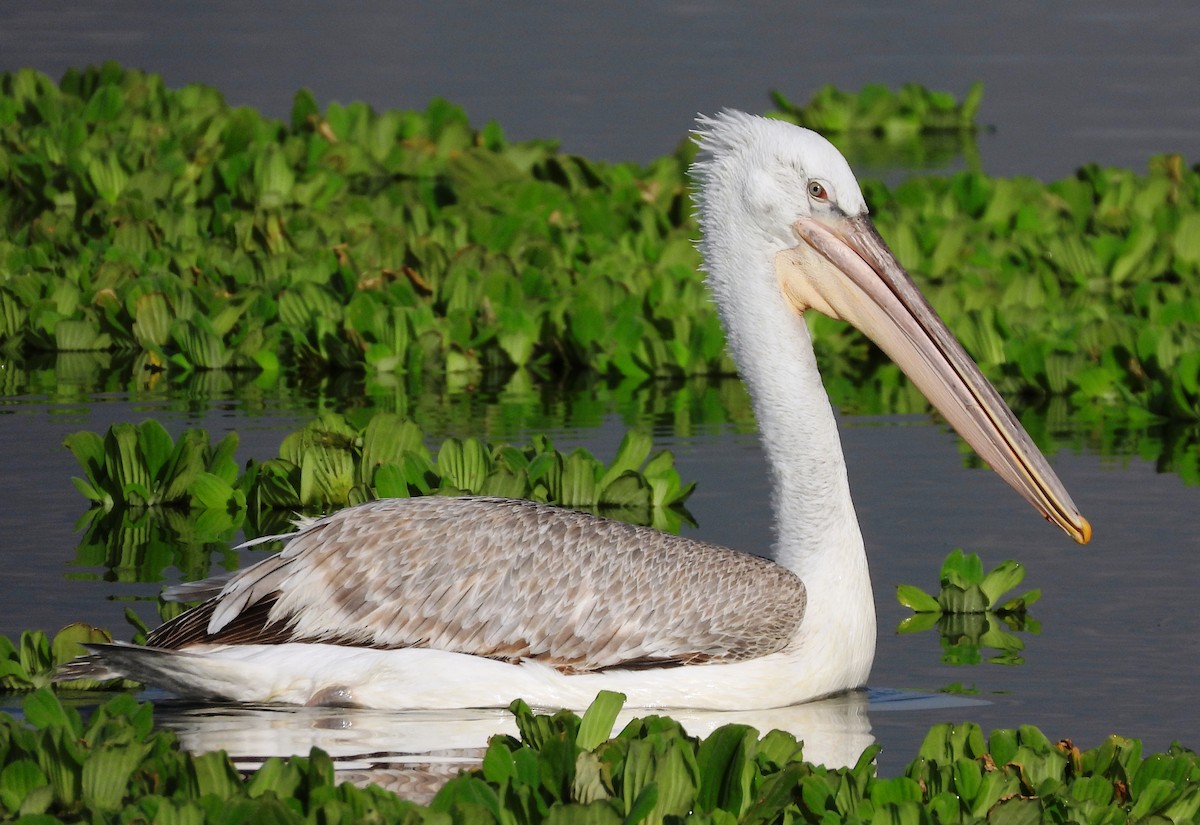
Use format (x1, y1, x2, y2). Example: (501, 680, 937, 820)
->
(1071, 515, 1092, 545)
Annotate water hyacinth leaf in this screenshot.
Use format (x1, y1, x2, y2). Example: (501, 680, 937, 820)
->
(997, 590, 1041, 614)
(245, 756, 307, 800)
(360, 414, 426, 469)
(18, 633, 54, 687)
(496, 306, 540, 367)
(402, 452, 437, 495)
(54, 318, 111, 351)
(480, 742, 517, 786)
(480, 466, 528, 499)
(23, 688, 81, 733)
(988, 797, 1043, 825)
(191, 750, 244, 799)
(252, 144, 295, 209)
(642, 451, 695, 511)
(940, 548, 984, 589)
(576, 690, 625, 750)
(694, 725, 756, 815)
(623, 785, 659, 825)
(172, 317, 229, 370)
(896, 584, 941, 613)
(979, 560, 1026, 607)
(372, 463, 410, 499)
(137, 420, 177, 489)
(208, 432, 241, 484)
(49, 623, 113, 669)
(0, 661, 33, 692)
(938, 583, 989, 615)
(64, 430, 106, 490)
(189, 471, 240, 511)
(1108, 221, 1158, 284)
(0, 759, 49, 813)
(437, 437, 492, 493)
(88, 153, 128, 203)
(598, 472, 651, 509)
(1173, 211, 1200, 269)
(132, 291, 172, 349)
(1131, 752, 1196, 799)
(299, 444, 355, 506)
(82, 739, 152, 811)
(869, 776, 923, 806)
(598, 430, 653, 491)
(1161, 784, 1200, 822)
(558, 451, 600, 508)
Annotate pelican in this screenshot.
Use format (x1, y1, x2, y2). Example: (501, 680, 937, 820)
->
(62, 111, 1090, 710)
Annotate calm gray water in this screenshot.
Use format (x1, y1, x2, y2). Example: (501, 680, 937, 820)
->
(2, 388, 1197, 776)
(2, 2, 1198, 179)
(2, 0, 1199, 779)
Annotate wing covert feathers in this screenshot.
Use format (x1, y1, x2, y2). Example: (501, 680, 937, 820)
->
(147, 497, 806, 671)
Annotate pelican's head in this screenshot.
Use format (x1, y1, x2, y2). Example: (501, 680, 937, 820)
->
(692, 110, 868, 253)
(691, 110, 1091, 545)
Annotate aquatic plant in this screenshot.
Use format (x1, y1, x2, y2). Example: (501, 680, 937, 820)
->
(4, 64, 1199, 425)
(65, 414, 695, 562)
(64, 420, 240, 511)
(65, 413, 695, 518)
(0, 63, 719, 381)
(896, 548, 1039, 616)
(242, 413, 695, 532)
(896, 549, 1040, 666)
(0, 624, 132, 692)
(768, 82, 983, 170)
(769, 82, 984, 137)
(1, 689, 1198, 823)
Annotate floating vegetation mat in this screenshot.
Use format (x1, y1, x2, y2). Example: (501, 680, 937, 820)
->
(1, 690, 1198, 823)
(1, 64, 1199, 425)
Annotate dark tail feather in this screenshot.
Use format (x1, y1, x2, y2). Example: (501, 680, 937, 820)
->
(57, 643, 236, 700)
(54, 651, 119, 682)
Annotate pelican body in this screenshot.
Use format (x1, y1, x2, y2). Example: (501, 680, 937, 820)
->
(63, 112, 1090, 710)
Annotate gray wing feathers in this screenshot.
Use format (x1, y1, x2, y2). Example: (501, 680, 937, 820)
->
(167, 497, 807, 670)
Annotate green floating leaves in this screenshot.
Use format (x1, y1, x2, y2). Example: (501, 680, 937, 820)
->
(897, 549, 1042, 666)
(0, 62, 721, 381)
(898, 548, 1041, 616)
(0, 624, 134, 692)
(771, 81, 983, 136)
(251, 413, 695, 533)
(2, 675, 1200, 822)
(66, 413, 696, 539)
(64, 419, 241, 511)
(769, 81, 983, 170)
(6, 64, 1200, 429)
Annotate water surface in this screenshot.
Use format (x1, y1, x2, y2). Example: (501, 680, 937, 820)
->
(2, 383, 1197, 776)
(1, 2, 1197, 178)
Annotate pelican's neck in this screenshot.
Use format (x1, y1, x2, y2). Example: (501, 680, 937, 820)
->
(718, 260, 866, 568)
(703, 242, 875, 667)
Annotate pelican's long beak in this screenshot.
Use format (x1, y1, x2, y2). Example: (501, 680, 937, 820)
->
(781, 213, 1091, 544)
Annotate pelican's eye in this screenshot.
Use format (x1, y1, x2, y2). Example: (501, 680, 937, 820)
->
(807, 180, 828, 201)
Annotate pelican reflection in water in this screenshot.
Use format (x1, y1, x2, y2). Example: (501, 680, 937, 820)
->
(62, 111, 1090, 710)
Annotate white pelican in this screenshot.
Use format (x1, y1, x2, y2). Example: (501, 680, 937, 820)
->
(63, 111, 1090, 710)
